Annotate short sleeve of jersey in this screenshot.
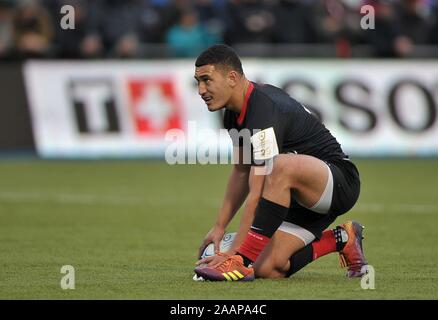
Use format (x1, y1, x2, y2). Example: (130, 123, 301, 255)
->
(246, 98, 286, 165)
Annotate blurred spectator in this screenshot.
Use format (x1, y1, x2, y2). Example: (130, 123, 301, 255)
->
(138, 0, 177, 43)
(394, 0, 431, 44)
(45, 0, 102, 58)
(0, 1, 13, 58)
(166, 7, 221, 57)
(364, 0, 413, 57)
(99, 0, 142, 58)
(12, 0, 54, 58)
(271, 0, 318, 44)
(194, 0, 227, 42)
(1, 0, 438, 60)
(311, 0, 363, 57)
(310, 0, 345, 43)
(224, 0, 275, 44)
(429, 0, 438, 44)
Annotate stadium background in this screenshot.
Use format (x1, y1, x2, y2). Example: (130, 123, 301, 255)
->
(1, 0, 438, 299)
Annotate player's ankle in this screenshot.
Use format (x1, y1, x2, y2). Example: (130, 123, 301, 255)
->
(235, 252, 253, 267)
(333, 226, 349, 251)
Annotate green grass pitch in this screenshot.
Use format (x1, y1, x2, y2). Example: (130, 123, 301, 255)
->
(0, 159, 437, 299)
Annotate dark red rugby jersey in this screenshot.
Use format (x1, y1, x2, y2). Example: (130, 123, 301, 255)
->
(223, 82, 347, 165)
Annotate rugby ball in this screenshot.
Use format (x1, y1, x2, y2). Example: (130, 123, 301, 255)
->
(193, 232, 237, 281)
(201, 232, 237, 259)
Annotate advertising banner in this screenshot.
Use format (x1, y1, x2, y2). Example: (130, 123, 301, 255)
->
(24, 61, 226, 158)
(24, 60, 438, 158)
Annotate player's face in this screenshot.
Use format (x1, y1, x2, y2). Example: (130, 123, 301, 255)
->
(194, 64, 233, 111)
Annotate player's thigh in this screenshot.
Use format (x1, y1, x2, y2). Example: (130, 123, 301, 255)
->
(265, 154, 330, 208)
(253, 230, 306, 279)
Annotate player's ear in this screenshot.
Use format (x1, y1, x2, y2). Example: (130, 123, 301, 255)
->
(227, 70, 238, 87)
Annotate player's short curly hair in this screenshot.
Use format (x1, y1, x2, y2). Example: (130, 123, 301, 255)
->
(195, 44, 243, 75)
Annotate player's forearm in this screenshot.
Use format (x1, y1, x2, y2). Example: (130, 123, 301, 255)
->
(229, 168, 265, 253)
(229, 192, 260, 253)
(214, 165, 250, 230)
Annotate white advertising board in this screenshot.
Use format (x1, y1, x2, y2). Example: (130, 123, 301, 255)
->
(24, 59, 438, 158)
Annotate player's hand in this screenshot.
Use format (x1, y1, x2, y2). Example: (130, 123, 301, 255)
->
(195, 255, 214, 267)
(197, 226, 225, 259)
(196, 252, 229, 268)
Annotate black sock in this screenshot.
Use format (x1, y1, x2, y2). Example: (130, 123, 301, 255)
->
(235, 253, 253, 267)
(286, 226, 347, 277)
(285, 244, 313, 277)
(250, 197, 289, 238)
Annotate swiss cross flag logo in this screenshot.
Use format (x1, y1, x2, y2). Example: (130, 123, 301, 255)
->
(128, 79, 183, 135)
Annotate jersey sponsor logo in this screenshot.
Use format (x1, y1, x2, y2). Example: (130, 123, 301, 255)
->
(250, 127, 279, 161)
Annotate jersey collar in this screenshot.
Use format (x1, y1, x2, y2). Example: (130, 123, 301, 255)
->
(237, 82, 254, 126)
